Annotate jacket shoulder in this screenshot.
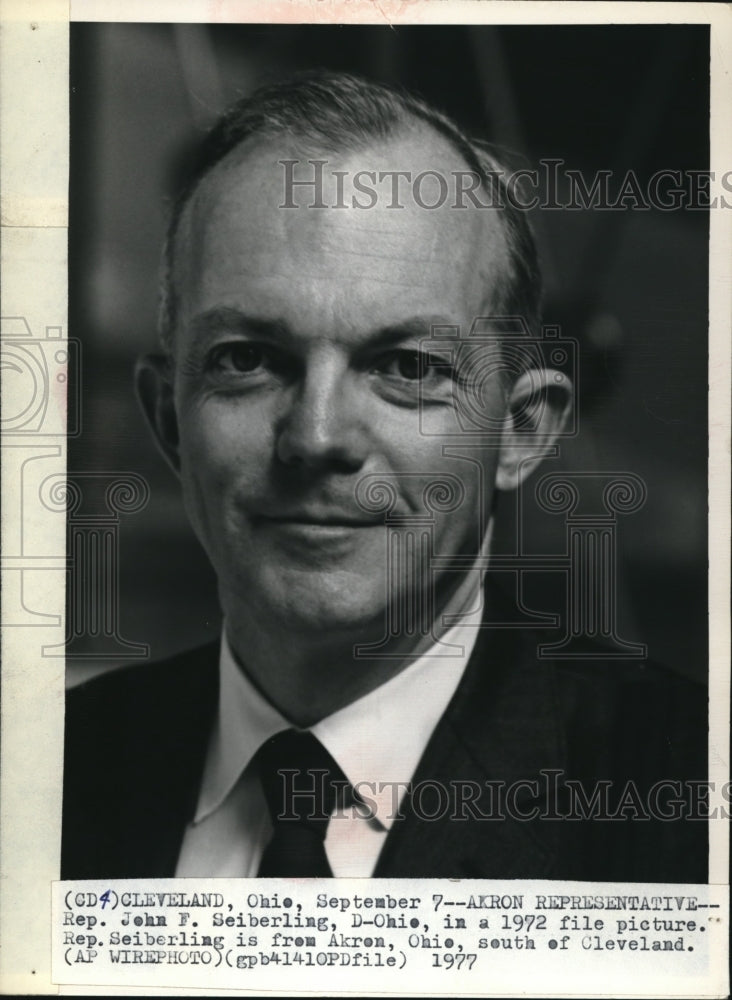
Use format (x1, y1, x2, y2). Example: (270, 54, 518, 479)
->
(66, 641, 220, 728)
(62, 642, 220, 879)
(549, 654, 707, 782)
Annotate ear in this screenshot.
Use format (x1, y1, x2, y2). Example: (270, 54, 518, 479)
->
(495, 368, 573, 490)
(135, 354, 181, 476)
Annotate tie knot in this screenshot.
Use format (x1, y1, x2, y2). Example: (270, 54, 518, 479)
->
(256, 729, 346, 835)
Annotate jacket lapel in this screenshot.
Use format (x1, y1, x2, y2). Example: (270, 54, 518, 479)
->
(65, 642, 222, 880)
(375, 596, 566, 878)
(135, 645, 221, 876)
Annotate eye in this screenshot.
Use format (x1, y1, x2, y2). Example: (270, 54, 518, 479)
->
(376, 349, 427, 381)
(210, 342, 266, 373)
(373, 349, 457, 388)
(394, 350, 422, 381)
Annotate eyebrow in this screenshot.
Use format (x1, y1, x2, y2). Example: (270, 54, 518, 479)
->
(189, 307, 290, 343)
(185, 306, 457, 356)
(367, 317, 457, 349)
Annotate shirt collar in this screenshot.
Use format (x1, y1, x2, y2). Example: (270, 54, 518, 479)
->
(195, 523, 492, 827)
(194, 634, 289, 821)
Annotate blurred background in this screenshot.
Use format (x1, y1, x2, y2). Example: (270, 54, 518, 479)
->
(67, 22, 709, 685)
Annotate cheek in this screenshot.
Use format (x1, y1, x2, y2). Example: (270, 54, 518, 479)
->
(178, 400, 273, 476)
(421, 452, 499, 553)
(175, 403, 273, 528)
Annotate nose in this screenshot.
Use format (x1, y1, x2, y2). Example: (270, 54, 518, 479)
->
(275, 354, 368, 472)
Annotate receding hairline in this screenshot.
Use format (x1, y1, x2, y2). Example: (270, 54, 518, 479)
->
(159, 74, 542, 353)
(171, 119, 511, 300)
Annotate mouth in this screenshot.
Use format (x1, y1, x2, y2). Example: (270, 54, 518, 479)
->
(253, 510, 382, 541)
(263, 515, 377, 529)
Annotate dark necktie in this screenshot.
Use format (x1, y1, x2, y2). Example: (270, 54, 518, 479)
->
(256, 729, 347, 877)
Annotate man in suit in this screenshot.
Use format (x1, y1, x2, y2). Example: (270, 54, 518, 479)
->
(62, 71, 707, 881)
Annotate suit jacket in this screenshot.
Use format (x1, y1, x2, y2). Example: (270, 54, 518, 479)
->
(62, 591, 708, 882)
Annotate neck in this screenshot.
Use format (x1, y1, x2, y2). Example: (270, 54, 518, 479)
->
(225, 623, 412, 727)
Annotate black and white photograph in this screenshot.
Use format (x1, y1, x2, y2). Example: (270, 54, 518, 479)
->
(0, 3, 729, 996)
(62, 17, 712, 879)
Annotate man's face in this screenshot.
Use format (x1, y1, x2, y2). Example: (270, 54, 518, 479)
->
(168, 127, 511, 640)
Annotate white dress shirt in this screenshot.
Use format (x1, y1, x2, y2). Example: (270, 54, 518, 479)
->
(176, 536, 489, 878)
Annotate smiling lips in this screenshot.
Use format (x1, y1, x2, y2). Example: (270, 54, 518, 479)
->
(250, 507, 384, 545)
(261, 511, 381, 529)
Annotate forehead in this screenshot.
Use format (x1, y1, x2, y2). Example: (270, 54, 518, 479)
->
(173, 125, 510, 338)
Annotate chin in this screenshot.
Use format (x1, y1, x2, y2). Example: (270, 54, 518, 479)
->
(243, 568, 389, 639)
(285, 590, 385, 637)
